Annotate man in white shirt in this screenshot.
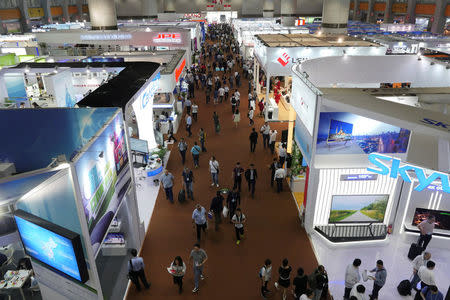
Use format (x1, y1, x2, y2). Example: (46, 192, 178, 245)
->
(299, 290, 314, 300)
(278, 143, 287, 166)
(274, 167, 286, 193)
(260, 259, 272, 298)
(417, 215, 435, 250)
(186, 114, 192, 137)
(411, 252, 431, 290)
(345, 259, 362, 299)
(260, 122, 271, 149)
(418, 261, 436, 287)
(269, 130, 277, 154)
(218, 87, 225, 103)
(350, 284, 367, 300)
(234, 90, 240, 101)
(209, 156, 220, 187)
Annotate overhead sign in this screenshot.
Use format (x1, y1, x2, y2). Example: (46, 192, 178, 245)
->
(80, 33, 132, 41)
(175, 58, 186, 83)
(153, 33, 182, 44)
(340, 174, 378, 181)
(367, 153, 450, 193)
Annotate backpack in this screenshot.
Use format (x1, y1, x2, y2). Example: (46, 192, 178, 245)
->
(308, 269, 318, 290)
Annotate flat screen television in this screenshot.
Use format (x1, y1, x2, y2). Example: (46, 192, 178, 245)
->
(130, 138, 149, 154)
(327, 119, 353, 143)
(14, 210, 89, 283)
(329, 194, 389, 223)
(412, 208, 450, 231)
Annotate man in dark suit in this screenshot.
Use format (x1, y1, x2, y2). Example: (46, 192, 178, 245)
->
(245, 164, 258, 198)
(249, 128, 258, 153)
(269, 158, 279, 187)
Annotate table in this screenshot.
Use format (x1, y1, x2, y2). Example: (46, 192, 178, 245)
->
(0, 270, 32, 300)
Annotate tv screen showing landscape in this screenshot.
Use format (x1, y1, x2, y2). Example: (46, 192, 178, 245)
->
(329, 194, 389, 223)
(327, 119, 353, 143)
(412, 208, 450, 231)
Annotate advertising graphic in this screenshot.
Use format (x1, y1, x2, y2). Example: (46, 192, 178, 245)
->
(316, 112, 411, 155)
(75, 113, 130, 256)
(153, 33, 182, 44)
(291, 75, 317, 135)
(329, 194, 389, 223)
(4, 73, 27, 106)
(412, 208, 450, 231)
(277, 52, 290, 67)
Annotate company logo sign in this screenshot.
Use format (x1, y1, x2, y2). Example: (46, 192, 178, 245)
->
(175, 59, 186, 83)
(140, 73, 160, 109)
(367, 153, 450, 193)
(153, 33, 182, 44)
(277, 52, 290, 67)
(80, 34, 132, 41)
(421, 118, 450, 132)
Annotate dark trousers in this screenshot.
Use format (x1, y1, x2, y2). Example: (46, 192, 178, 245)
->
(249, 118, 254, 125)
(214, 210, 221, 231)
(344, 287, 352, 299)
(250, 141, 256, 152)
(186, 106, 191, 114)
(193, 112, 198, 121)
(173, 275, 183, 291)
(248, 180, 256, 197)
(263, 134, 269, 148)
(180, 150, 186, 164)
(164, 187, 173, 203)
(270, 142, 275, 154)
(229, 203, 237, 221)
(276, 178, 283, 193)
(233, 177, 242, 191)
(279, 156, 285, 166)
(232, 105, 236, 114)
(417, 234, 432, 250)
(370, 283, 382, 300)
(130, 269, 150, 291)
(270, 171, 275, 187)
(196, 223, 207, 242)
(235, 226, 244, 241)
(192, 154, 200, 167)
(186, 125, 192, 137)
(200, 140, 207, 152)
(261, 280, 269, 296)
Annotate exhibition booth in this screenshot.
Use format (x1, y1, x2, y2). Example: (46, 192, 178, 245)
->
(289, 55, 450, 299)
(363, 34, 450, 54)
(0, 107, 142, 300)
(203, 11, 238, 24)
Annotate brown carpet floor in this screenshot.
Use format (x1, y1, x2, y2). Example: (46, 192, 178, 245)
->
(126, 42, 318, 300)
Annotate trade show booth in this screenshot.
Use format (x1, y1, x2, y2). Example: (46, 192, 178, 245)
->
(204, 11, 238, 24)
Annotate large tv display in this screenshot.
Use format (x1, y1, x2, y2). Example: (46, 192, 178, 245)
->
(329, 194, 389, 223)
(412, 208, 450, 231)
(317, 112, 411, 155)
(14, 210, 89, 283)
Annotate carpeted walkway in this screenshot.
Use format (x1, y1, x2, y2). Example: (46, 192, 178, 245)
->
(126, 39, 318, 300)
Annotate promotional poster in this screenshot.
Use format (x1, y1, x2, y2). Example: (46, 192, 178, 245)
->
(329, 194, 389, 223)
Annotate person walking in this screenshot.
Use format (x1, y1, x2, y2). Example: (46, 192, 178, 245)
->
(218, 86, 225, 103)
(418, 261, 436, 290)
(191, 142, 202, 168)
(209, 191, 224, 231)
(178, 138, 188, 165)
(350, 284, 367, 300)
(345, 259, 362, 299)
(231, 96, 237, 114)
(186, 113, 193, 137)
(260, 259, 273, 298)
(278, 143, 287, 166)
(249, 128, 258, 152)
(299, 290, 314, 300)
(411, 252, 431, 291)
(213, 88, 219, 104)
(232, 162, 244, 191)
(209, 156, 220, 187)
(367, 260, 387, 300)
(232, 208, 246, 245)
(313, 265, 329, 300)
(198, 128, 207, 152)
(419, 285, 444, 300)
(192, 204, 207, 243)
(269, 130, 278, 155)
(226, 187, 241, 222)
(213, 111, 220, 134)
(182, 167, 194, 200)
(233, 109, 241, 128)
(167, 120, 177, 143)
(161, 170, 175, 203)
(274, 166, 286, 193)
(245, 164, 257, 198)
(269, 158, 279, 187)
(192, 102, 198, 122)
(274, 258, 292, 300)
(128, 249, 151, 291)
(248, 107, 255, 126)
(189, 244, 208, 293)
(168, 256, 186, 294)
(185, 98, 192, 115)
(260, 122, 270, 148)
(417, 215, 435, 251)
(293, 268, 308, 300)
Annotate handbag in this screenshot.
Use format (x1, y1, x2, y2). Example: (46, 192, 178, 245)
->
(222, 206, 229, 218)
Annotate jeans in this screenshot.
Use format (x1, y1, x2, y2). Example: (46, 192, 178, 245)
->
(235, 226, 244, 241)
(276, 178, 283, 192)
(129, 269, 150, 291)
(250, 141, 256, 152)
(200, 140, 207, 152)
(192, 154, 200, 167)
(211, 172, 219, 185)
(233, 177, 242, 191)
(186, 125, 192, 137)
(193, 265, 204, 289)
(180, 150, 186, 164)
(263, 134, 269, 148)
(370, 283, 382, 300)
(196, 223, 207, 242)
(313, 288, 322, 300)
(184, 181, 194, 199)
(164, 187, 173, 203)
(410, 272, 420, 290)
(417, 234, 432, 250)
(248, 180, 256, 197)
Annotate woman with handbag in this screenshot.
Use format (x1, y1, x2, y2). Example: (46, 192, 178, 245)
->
(168, 256, 186, 294)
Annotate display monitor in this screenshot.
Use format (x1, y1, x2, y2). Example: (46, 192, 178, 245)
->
(130, 138, 149, 154)
(329, 194, 389, 223)
(327, 119, 353, 143)
(13, 210, 89, 283)
(412, 208, 450, 231)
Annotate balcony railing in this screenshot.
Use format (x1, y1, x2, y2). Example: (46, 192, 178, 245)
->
(315, 223, 387, 243)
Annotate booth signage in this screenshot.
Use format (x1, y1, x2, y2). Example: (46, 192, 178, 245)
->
(420, 118, 450, 132)
(277, 52, 290, 67)
(175, 58, 186, 83)
(80, 34, 132, 41)
(153, 33, 182, 44)
(367, 153, 450, 193)
(340, 174, 378, 181)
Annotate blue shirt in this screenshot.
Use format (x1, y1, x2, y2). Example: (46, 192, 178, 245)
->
(128, 257, 145, 272)
(370, 267, 387, 287)
(421, 287, 443, 300)
(191, 145, 201, 155)
(192, 207, 206, 225)
(160, 173, 174, 188)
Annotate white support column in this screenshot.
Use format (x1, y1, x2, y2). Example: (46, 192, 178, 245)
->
(164, 0, 176, 13)
(366, 0, 375, 23)
(352, 0, 360, 21)
(406, 0, 416, 24)
(280, 0, 296, 26)
(322, 0, 351, 34)
(384, 0, 394, 23)
(266, 74, 270, 104)
(17, 0, 30, 32)
(88, 0, 118, 30)
(40, 0, 52, 24)
(263, 0, 275, 17)
(62, 0, 70, 22)
(431, 0, 446, 35)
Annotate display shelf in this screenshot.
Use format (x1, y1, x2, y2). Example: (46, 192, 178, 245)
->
(102, 233, 127, 256)
(108, 219, 121, 233)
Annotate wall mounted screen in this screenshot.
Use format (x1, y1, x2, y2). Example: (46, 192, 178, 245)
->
(412, 208, 450, 231)
(14, 210, 89, 283)
(329, 194, 389, 223)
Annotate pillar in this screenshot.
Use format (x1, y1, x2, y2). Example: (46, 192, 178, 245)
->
(352, 0, 360, 21)
(431, 0, 446, 35)
(87, 0, 118, 30)
(265, 74, 270, 104)
(263, 0, 275, 17)
(384, 0, 394, 23)
(280, 0, 296, 26)
(0, 18, 7, 35)
(366, 0, 375, 23)
(322, 0, 351, 34)
(62, 0, 69, 22)
(406, 0, 416, 24)
(17, 0, 30, 32)
(164, 0, 176, 13)
(76, 0, 83, 21)
(40, 0, 52, 24)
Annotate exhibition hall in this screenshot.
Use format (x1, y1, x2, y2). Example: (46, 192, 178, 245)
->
(0, 0, 449, 300)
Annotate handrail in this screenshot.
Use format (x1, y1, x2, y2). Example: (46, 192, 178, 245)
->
(315, 223, 387, 243)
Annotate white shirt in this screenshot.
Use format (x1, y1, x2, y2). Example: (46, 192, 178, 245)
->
(350, 284, 367, 300)
(232, 213, 245, 228)
(412, 254, 428, 271)
(261, 125, 270, 135)
(300, 295, 311, 300)
(191, 104, 198, 113)
(278, 147, 287, 158)
(209, 160, 219, 173)
(269, 131, 277, 143)
(186, 115, 192, 125)
(250, 100, 256, 110)
(218, 88, 225, 96)
(260, 265, 272, 281)
(235, 91, 240, 100)
(248, 110, 254, 119)
(274, 168, 286, 179)
(345, 264, 361, 288)
(418, 266, 436, 285)
(224, 86, 229, 92)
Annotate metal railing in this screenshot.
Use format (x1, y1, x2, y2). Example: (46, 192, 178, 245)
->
(315, 223, 387, 243)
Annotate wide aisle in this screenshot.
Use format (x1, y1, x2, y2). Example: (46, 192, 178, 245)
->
(127, 35, 317, 300)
